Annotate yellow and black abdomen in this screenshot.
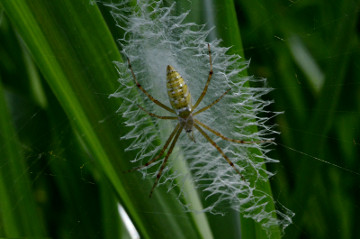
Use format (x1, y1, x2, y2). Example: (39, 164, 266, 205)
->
(166, 65, 192, 117)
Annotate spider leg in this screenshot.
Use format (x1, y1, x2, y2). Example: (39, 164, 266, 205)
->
(149, 125, 184, 198)
(193, 88, 231, 116)
(194, 119, 272, 144)
(125, 123, 181, 173)
(194, 123, 245, 180)
(192, 43, 213, 111)
(136, 104, 177, 120)
(127, 57, 175, 113)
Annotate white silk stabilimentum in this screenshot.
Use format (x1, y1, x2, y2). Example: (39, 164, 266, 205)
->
(106, 0, 294, 234)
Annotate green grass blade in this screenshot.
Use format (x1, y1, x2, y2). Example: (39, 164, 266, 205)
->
(205, 1, 281, 238)
(0, 80, 47, 237)
(1, 0, 203, 238)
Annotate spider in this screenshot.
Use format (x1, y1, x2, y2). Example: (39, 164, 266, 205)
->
(127, 44, 263, 197)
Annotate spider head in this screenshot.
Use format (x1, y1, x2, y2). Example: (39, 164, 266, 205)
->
(182, 115, 194, 131)
(180, 115, 195, 142)
(187, 130, 196, 142)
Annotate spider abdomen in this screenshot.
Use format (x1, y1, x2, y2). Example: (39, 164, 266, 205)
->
(166, 65, 192, 117)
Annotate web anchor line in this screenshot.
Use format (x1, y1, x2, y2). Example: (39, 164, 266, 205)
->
(278, 143, 360, 176)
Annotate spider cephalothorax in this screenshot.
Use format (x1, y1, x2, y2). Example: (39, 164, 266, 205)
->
(127, 44, 263, 197)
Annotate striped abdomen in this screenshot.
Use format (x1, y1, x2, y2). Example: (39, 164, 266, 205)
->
(166, 65, 192, 118)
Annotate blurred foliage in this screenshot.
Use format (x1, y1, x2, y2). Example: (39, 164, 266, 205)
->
(236, 0, 360, 238)
(0, 0, 359, 238)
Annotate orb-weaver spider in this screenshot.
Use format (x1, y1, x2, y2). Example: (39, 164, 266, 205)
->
(127, 44, 263, 197)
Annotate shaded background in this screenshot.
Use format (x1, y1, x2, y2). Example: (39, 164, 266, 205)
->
(236, 1, 360, 238)
(0, 0, 359, 238)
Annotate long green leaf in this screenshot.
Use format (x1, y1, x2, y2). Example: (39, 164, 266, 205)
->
(0, 80, 46, 237)
(205, 1, 281, 238)
(1, 0, 203, 238)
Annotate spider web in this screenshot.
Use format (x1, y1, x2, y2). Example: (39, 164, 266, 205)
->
(107, 0, 294, 234)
